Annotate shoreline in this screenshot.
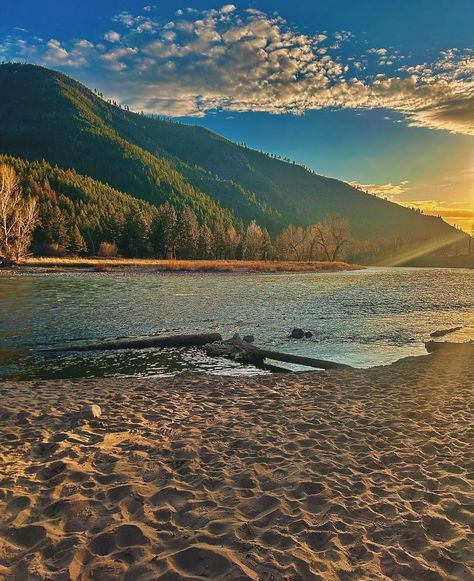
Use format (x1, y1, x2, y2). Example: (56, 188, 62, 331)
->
(1, 343, 472, 579)
(0, 258, 362, 276)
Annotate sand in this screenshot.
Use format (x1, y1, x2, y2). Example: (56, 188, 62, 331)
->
(0, 344, 473, 580)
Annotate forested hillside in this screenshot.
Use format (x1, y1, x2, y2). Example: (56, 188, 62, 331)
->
(0, 63, 463, 246)
(0, 64, 276, 231)
(0, 155, 263, 259)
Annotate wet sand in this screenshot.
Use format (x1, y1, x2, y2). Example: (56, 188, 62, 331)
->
(1, 344, 473, 580)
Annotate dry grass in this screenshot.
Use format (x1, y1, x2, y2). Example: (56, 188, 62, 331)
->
(22, 257, 361, 273)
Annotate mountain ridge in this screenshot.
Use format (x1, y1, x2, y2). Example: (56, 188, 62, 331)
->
(0, 63, 463, 246)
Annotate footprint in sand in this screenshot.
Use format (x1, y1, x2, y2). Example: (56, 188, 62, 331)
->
(90, 532, 116, 556)
(115, 524, 149, 548)
(237, 494, 280, 520)
(7, 525, 46, 548)
(422, 514, 456, 541)
(170, 545, 256, 579)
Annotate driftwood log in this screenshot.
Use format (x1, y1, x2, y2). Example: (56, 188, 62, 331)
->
(43, 333, 223, 352)
(425, 340, 473, 354)
(42, 332, 353, 371)
(205, 338, 353, 370)
(429, 326, 463, 338)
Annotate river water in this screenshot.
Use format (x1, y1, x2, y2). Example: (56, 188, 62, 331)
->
(1, 267, 473, 379)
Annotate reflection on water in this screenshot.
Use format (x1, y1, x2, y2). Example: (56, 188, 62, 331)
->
(3, 347, 265, 380)
(0, 267, 473, 379)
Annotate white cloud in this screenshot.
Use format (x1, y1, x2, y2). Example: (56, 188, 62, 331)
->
(104, 30, 121, 43)
(99, 47, 138, 71)
(367, 48, 387, 56)
(220, 4, 237, 14)
(43, 38, 95, 68)
(112, 11, 135, 27)
(3, 7, 473, 134)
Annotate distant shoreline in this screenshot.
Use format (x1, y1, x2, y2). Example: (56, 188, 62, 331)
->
(0, 257, 362, 275)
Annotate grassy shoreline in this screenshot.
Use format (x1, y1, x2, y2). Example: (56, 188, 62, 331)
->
(4, 257, 362, 274)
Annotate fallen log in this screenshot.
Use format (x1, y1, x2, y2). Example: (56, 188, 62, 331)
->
(429, 326, 463, 338)
(205, 339, 353, 370)
(425, 340, 473, 354)
(42, 332, 223, 352)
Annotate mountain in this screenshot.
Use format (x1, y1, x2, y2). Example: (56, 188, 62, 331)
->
(0, 63, 464, 247)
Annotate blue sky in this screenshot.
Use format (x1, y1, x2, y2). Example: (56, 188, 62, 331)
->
(1, 1, 473, 229)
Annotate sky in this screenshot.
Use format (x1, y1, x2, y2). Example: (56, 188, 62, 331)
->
(1, 0, 473, 231)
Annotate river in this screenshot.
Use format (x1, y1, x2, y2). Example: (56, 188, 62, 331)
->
(1, 267, 473, 379)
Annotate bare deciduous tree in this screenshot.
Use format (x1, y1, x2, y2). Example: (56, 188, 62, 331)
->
(274, 216, 352, 262)
(275, 225, 306, 260)
(243, 220, 265, 260)
(0, 164, 38, 265)
(312, 215, 351, 261)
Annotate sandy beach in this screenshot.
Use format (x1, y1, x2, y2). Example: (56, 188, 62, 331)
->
(1, 344, 473, 580)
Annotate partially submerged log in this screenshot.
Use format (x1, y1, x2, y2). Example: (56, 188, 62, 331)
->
(205, 338, 353, 371)
(43, 332, 223, 352)
(425, 340, 473, 354)
(429, 326, 463, 338)
(42, 331, 352, 372)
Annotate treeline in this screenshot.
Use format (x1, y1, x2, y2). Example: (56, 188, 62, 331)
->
(2, 157, 470, 265)
(0, 156, 277, 260)
(36, 190, 353, 262)
(1, 157, 356, 262)
(38, 194, 275, 260)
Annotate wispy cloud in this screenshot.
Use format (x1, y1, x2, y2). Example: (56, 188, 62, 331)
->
(350, 181, 409, 199)
(1, 5, 473, 134)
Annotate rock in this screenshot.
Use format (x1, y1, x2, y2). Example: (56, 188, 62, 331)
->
(81, 404, 102, 419)
(232, 333, 241, 341)
(290, 328, 305, 339)
(304, 331, 313, 338)
(243, 335, 255, 343)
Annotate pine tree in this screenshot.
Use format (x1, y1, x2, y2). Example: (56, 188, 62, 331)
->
(261, 227, 273, 260)
(213, 219, 227, 259)
(198, 224, 214, 259)
(150, 202, 177, 258)
(225, 225, 241, 259)
(176, 206, 199, 259)
(121, 211, 150, 257)
(68, 224, 87, 255)
(40, 203, 70, 250)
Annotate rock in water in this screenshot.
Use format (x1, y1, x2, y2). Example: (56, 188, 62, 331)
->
(243, 335, 255, 343)
(304, 331, 313, 338)
(290, 328, 305, 339)
(81, 404, 102, 419)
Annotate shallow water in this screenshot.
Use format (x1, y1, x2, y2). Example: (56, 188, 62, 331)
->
(0, 267, 473, 379)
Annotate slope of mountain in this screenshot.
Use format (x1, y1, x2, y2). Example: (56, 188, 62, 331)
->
(0, 63, 273, 229)
(0, 154, 159, 253)
(0, 63, 463, 245)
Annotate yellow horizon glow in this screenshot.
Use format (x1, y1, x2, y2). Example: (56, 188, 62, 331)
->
(398, 201, 474, 234)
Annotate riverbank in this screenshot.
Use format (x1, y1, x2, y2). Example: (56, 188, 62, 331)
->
(1, 343, 472, 579)
(1, 257, 361, 275)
